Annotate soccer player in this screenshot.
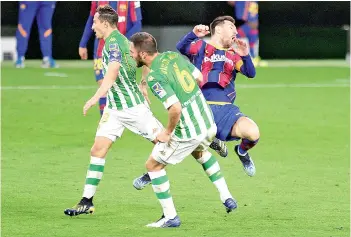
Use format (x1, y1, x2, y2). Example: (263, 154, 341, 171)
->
(15, 1, 57, 68)
(63, 5, 162, 217)
(129, 32, 237, 228)
(175, 16, 260, 177)
(79, 1, 142, 116)
(227, 1, 266, 67)
(132, 16, 259, 191)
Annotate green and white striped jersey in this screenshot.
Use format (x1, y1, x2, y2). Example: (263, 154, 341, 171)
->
(102, 30, 145, 110)
(147, 51, 215, 140)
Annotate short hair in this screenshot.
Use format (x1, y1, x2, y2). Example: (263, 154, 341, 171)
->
(210, 16, 235, 35)
(96, 5, 118, 27)
(130, 32, 158, 55)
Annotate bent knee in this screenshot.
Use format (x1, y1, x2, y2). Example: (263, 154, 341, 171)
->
(236, 117, 260, 140)
(145, 156, 164, 172)
(246, 125, 260, 141)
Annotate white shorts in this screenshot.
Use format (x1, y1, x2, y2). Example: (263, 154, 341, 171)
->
(151, 124, 217, 165)
(96, 104, 163, 142)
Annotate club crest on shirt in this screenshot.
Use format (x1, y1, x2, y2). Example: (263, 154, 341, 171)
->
(119, 4, 127, 11)
(109, 43, 117, 50)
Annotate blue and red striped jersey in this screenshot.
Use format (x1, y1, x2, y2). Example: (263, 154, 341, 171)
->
(235, 1, 259, 22)
(176, 31, 256, 104)
(79, 1, 142, 48)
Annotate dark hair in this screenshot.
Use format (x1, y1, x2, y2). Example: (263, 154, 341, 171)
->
(96, 5, 118, 27)
(130, 32, 158, 55)
(210, 16, 235, 35)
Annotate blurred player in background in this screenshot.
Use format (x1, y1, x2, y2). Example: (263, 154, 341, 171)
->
(176, 16, 260, 177)
(130, 32, 237, 227)
(15, 1, 57, 68)
(228, 1, 266, 67)
(64, 5, 162, 217)
(79, 1, 142, 116)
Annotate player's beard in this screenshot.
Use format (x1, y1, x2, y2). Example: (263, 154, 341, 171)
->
(135, 55, 145, 67)
(137, 61, 144, 67)
(220, 35, 234, 49)
(222, 38, 232, 49)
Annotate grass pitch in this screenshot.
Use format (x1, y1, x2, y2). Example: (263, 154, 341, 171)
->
(1, 60, 350, 237)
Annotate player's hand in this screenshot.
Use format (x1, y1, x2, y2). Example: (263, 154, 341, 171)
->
(193, 25, 210, 38)
(79, 47, 88, 60)
(233, 39, 249, 56)
(156, 130, 171, 143)
(83, 96, 99, 116)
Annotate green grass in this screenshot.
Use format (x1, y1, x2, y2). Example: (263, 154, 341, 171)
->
(1, 61, 350, 237)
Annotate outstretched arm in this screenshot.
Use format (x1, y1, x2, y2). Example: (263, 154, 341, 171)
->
(176, 25, 209, 58)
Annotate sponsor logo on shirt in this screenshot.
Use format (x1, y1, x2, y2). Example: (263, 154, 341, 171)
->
(204, 54, 233, 66)
(118, 16, 126, 23)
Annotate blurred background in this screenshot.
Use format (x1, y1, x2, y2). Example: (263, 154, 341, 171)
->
(1, 1, 350, 60)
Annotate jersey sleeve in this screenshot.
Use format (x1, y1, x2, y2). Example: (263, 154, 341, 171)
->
(107, 38, 122, 63)
(125, 1, 142, 39)
(147, 73, 179, 109)
(79, 1, 96, 48)
(176, 31, 204, 59)
(129, 1, 142, 22)
(234, 55, 256, 78)
(186, 60, 201, 80)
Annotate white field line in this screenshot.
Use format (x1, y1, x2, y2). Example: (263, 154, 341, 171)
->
(44, 72, 68, 78)
(0, 83, 349, 90)
(1, 60, 350, 68)
(237, 83, 349, 88)
(0, 85, 97, 90)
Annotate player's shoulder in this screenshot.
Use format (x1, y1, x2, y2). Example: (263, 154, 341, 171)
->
(106, 32, 126, 50)
(107, 31, 121, 43)
(163, 51, 190, 65)
(147, 69, 161, 80)
(191, 38, 205, 48)
(146, 68, 166, 85)
(188, 39, 206, 55)
(105, 34, 117, 47)
(161, 51, 181, 59)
